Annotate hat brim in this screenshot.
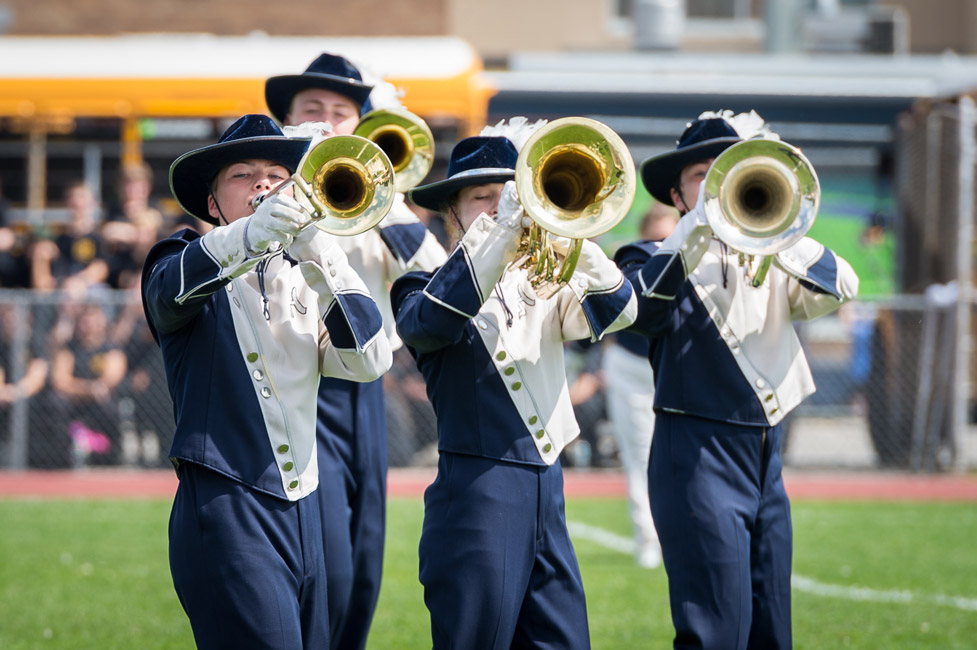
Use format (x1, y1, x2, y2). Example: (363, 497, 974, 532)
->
(640, 137, 741, 206)
(265, 74, 373, 124)
(170, 136, 310, 225)
(408, 170, 515, 213)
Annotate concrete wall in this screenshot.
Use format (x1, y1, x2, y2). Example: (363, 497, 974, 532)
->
(0, 0, 447, 36)
(448, 0, 631, 60)
(2, 0, 975, 56)
(0, 0, 631, 59)
(884, 0, 977, 54)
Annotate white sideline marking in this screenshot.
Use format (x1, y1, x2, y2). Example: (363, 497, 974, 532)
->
(567, 521, 977, 613)
(791, 575, 977, 612)
(567, 521, 635, 554)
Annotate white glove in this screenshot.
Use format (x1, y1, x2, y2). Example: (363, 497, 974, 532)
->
(245, 194, 310, 255)
(382, 192, 418, 227)
(565, 238, 621, 294)
(548, 235, 575, 257)
(495, 180, 525, 230)
(773, 237, 825, 278)
(289, 224, 343, 264)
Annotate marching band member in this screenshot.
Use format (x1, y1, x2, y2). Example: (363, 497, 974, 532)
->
(141, 114, 392, 649)
(265, 52, 447, 650)
(390, 124, 636, 650)
(615, 110, 859, 649)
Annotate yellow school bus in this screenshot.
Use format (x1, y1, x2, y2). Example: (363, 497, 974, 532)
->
(0, 34, 495, 217)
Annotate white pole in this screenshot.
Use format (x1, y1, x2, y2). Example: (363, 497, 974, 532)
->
(954, 95, 975, 472)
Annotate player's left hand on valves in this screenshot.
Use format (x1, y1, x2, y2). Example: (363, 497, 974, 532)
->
(547, 235, 574, 256)
(495, 180, 525, 230)
(773, 237, 824, 277)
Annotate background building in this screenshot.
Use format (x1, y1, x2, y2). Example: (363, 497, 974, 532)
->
(0, 0, 976, 472)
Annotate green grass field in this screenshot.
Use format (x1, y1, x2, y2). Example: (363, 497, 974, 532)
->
(1, 496, 975, 649)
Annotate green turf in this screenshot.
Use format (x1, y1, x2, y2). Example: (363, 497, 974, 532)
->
(1, 497, 974, 649)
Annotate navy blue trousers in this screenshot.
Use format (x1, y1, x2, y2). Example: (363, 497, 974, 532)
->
(316, 375, 387, 650)
(169, 463, 329, 650)
(649, 412, 792, 650)
(420, 452, 590, 650)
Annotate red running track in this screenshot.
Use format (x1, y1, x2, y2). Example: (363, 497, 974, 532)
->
(1, 468, 977, 501)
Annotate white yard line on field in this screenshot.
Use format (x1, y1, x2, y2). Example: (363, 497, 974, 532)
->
(567, 521, 977, 613)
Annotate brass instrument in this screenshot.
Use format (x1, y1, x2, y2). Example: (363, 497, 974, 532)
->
(253, 134, 395, 236)
(354, 108, 435, 193)
(701, 138, 819, 287)
(512, 117, 636, 299)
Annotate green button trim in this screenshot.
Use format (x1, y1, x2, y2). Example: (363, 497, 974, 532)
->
(283, 462, 294, 472)
(247, 352, 258, 363)
(512, 382, 522, 391)
(542, 443, 552, 453)
(528, 415, 538, 425)
(504, 367, 515, 376)
(496, 351, 506, 361)
(277, 444, 289, 453)
(535, 429, 545, 439)
(288, 480, 299, 489)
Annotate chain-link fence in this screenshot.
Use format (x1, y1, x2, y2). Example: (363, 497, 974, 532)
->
(783, 295, 975, 472)
(0, 289, 445, 471)
(1, 289, 974, 473)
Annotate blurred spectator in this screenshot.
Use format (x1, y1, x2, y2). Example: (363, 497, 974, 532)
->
(31, 182, 109, 292)
(49, 304, 127, 467)
(637, 201, 680, 242)
(407, 196, 450, 252)
(0, 303, 50, 467)
(600, 201, 678, 569)
(564, 338, 609, 468)
(842, 301, 878, 416)
(111, 285, 174, 467)
(383, 346, 437, 466)
(0, 176, 33, 288)
(105, 161, 162, 224)
(0, 176, 10, 224)
(0, 225, 33, 289)
(103, 162, 166, 289)
(0, 303, 49, 404)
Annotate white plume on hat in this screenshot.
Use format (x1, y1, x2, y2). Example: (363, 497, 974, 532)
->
(480, 116, 548, 152)
(355, 60, 405, 111)
(698, 109, 780, 140)
(282, 121, 333, 149)
(365, 79, 404, 111)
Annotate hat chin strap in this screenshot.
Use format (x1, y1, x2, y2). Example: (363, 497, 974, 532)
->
(448, 204, 467, 236)
(674, 186, 691, 216)
(209, 189, 231, 226)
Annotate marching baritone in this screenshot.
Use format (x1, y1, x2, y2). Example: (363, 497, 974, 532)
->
(391, 122, 637, 650)
(141, 114, 392, 650)
(265, 51, 447, 650)
(615, 110, 859, 649)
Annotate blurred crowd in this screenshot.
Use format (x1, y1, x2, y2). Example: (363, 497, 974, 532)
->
(0, 163, 200, 470)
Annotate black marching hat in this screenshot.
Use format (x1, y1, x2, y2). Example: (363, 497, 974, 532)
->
(169, 114, 310, 225)
(640, 116, 743, 206)
(409, 136, 519, 212)
(265, 53, 374, 124)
